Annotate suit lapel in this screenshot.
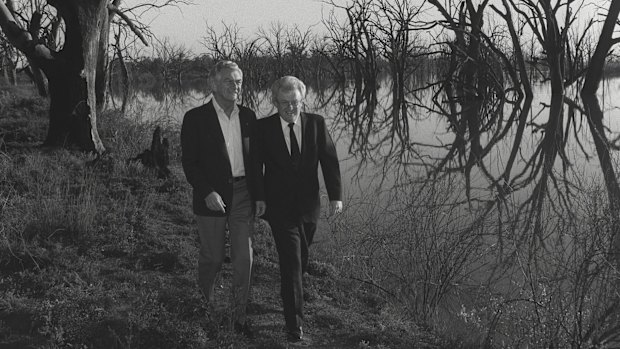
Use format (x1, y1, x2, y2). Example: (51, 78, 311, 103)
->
(300, 113, 307, 158)
(239, 106, 250, 138)
(205, 101, 231, 169)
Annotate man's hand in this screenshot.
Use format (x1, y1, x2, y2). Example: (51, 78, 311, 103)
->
(329, 200, 343, 216)
(255, 201, 266, 217)
(205, 192, 226, 213)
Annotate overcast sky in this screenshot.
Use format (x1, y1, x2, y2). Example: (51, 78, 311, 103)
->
(129, 0, 334, 54)
(125, 0, 605, 57)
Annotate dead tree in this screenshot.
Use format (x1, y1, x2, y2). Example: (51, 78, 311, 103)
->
(580, 1, 620, 263)
(498, 0, 596, 241)
(0, 0, 191, 153)
(428, 0, 508, 196)
(0, 0, 148, 153)
(1, 1, 106, 152)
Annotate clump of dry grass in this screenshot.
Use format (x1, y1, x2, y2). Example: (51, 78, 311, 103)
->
(326, 166, 620, 348)
(0, 86, 447, 348)
(0, 87, 205, 348)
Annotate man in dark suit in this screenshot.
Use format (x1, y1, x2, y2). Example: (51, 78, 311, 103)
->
(253, 76, 343, 343)
(181, 60, 256, 337)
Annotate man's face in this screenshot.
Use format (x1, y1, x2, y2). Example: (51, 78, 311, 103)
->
(212, 68, 242, 104)
(276, 89, 303, 123)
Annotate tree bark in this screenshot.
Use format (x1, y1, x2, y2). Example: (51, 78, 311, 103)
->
(0, 0, 106, 153)
(95, 2, 119, 114)
(45, 0, 106, 153)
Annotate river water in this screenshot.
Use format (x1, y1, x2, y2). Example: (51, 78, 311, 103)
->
(121, 77, 620, 204)
(118, 76, 620, 343)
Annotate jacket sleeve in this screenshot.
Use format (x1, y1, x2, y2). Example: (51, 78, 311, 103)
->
(317, 116, 342, 201)
(181, 110, 213, 200)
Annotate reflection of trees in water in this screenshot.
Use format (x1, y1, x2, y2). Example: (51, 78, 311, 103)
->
(320, 23, 620, 346)
(320, 0, 616, 243)
(320, 3, 620, 342)
(111, 77, 206, 102)
(116, 78, 272, 122)
(110, 79, 208, 126)
(240, 84, 269, 112)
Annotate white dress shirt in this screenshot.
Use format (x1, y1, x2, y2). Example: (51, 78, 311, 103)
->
(280, 115, 302, 155)
(213, 97, 245, 177)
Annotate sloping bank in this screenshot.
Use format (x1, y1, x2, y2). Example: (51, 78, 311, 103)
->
(0, 89, 448, 348)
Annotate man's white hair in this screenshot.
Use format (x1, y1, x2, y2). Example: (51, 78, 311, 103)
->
(271, 76, 306, 104)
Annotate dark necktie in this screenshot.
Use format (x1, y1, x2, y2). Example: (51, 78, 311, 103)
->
(288, 123, 301, 167)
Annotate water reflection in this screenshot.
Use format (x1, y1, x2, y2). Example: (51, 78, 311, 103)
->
(111, 75, 619, 215)
(111, 75, 620, 341)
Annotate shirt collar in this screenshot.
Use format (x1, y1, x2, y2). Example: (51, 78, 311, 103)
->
(212, 96, 239, 116)
(279, 114, 300, 127)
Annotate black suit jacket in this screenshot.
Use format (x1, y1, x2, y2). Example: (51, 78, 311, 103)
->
(253, 112, 342, 223)
(181, 100, 257, 216)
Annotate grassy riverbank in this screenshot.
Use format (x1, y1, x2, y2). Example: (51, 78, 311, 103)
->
(0, 86, 457, 348)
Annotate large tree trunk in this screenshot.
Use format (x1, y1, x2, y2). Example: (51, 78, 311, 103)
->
(44, 0, 106, 153)
(0, 0, 106, 153)
(95, 1, 118, 114)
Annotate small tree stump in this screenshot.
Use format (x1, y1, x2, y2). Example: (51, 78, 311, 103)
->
(130, 126, 170, 178)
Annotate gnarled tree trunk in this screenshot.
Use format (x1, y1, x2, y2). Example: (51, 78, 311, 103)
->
(0, 0, 107, 153)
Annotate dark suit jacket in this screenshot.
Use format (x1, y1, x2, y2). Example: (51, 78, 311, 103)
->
(253, 112, 342, 223)
(181, 100, 257, 216)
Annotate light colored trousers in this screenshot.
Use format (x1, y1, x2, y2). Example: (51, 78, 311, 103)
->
(196, 179, 253, 322)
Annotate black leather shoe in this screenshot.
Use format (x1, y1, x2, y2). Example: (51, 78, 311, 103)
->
(234, 321, 254, 339)
(286, 327, 303, 342)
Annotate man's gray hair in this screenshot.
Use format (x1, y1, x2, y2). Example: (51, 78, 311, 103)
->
(209, 60, 242, 80)
(271, 76, 307, 103)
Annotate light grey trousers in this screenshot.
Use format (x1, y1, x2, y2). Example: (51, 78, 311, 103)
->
(196, 179, 253, 323)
